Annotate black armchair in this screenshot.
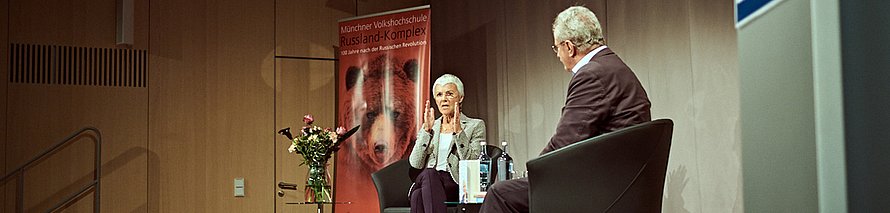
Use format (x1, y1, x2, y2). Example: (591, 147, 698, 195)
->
(527, 119, 674, 213)
(371, 145, 503, 213)
(372, 159, 413, 213)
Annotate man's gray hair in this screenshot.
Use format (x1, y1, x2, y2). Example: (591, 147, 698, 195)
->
(433, 74, 464, 96)
(552, 6, 604, 53)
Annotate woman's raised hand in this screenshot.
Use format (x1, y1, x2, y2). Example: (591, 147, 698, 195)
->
(451, 102, 462, 134)
(422, 100, 434, 133)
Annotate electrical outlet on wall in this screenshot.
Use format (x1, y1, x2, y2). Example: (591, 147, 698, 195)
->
(234, 178, 245, 197)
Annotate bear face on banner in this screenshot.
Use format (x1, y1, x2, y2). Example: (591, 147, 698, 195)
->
(342, 54, 419, 172)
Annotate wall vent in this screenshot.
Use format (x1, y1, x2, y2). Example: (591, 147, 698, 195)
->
(8, 43, 147, 87)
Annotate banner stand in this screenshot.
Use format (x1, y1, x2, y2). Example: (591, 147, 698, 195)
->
(335, 5, 431, 213)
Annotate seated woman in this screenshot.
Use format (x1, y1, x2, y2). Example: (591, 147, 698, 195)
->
(408, 74, 486, 213)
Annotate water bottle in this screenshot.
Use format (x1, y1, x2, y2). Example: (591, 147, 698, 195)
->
(497, 140, 514, 181)
(478, 141, 492, 191)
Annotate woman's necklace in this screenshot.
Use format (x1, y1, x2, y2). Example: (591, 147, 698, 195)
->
(440, 117, 453, 133)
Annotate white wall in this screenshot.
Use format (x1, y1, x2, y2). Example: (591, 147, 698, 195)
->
(812, 0, 847, 211)
(738, 0, 819, 211)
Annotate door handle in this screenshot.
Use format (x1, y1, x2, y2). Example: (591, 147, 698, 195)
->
(277, 181, 298, 197)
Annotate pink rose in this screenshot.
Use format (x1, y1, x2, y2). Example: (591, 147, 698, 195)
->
(336, 127, 347, 135)
(303, 114, 314, 125)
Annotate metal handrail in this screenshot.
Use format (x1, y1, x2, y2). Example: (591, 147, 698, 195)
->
(0, 127, 102, 213)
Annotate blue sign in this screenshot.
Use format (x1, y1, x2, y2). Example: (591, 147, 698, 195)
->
(735, 0, 785, 28)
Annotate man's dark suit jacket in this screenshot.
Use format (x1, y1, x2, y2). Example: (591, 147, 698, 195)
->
(541, 47, 651, 155)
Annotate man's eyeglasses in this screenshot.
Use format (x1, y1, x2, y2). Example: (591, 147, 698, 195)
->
(551, 41, 568, 53)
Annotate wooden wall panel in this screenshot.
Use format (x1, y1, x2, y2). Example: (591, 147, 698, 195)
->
(149, 0, 275, 212)
(132, 0, 149, 50)
(5, 86, 148, 212)
(203, 0, 275, 210)
(147, 0, 210, 207)
(689, 0, 742, 212)
(1, 0, 8, 210)
(275, 0, 351, 58)
(8, 0, 148, 48)
(10, 0, 114, 48)
(4, 0, 150, 212)
(147, 0, 210, 211)
(59, 194, 94, 213)
(274, 59, 336, 213)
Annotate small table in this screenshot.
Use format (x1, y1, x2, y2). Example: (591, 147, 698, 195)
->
(286, 201, 351, 213)
(445, 202, 482, 213)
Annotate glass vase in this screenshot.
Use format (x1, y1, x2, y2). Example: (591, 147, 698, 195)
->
(304, 161, 332, 203)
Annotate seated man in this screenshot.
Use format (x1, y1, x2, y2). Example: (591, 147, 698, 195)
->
(480, 6, 651, 213)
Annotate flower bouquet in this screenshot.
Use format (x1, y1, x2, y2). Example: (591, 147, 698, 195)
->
(278, 114, 359, 202)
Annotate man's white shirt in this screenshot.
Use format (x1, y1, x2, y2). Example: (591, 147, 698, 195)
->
(572, 45, 608, 74)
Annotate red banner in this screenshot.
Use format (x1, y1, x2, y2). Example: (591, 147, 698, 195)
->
(336, 6, 430, 213)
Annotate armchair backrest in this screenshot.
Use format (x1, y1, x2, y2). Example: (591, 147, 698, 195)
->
(527, 119, 674, 213)
(371, 159, 413, 212)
